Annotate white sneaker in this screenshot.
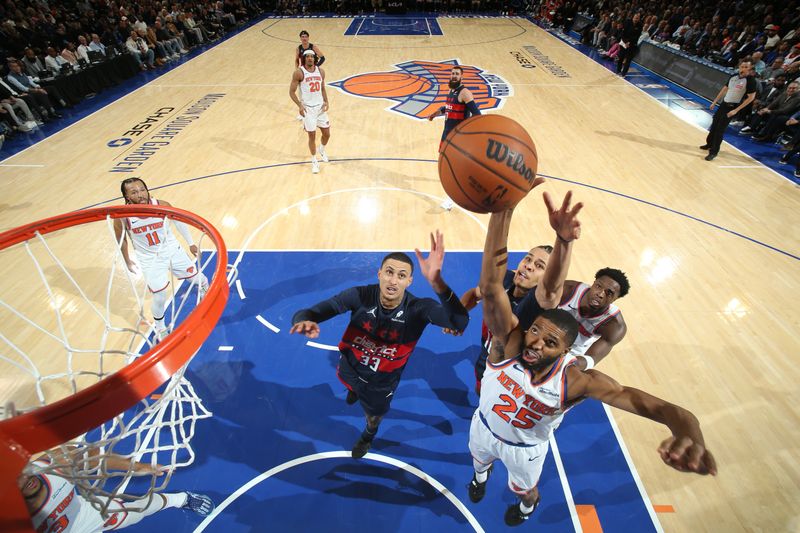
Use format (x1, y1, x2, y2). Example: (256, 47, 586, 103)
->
(198, 283, 208, 300)
(311, 160, 320, 174)
(440, 198, 455, 211)
(319, 146, 329, 163)
(18, 122, 32, 132)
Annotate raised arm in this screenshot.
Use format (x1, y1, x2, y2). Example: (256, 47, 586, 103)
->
(414, 230, 469, 331)
(568, 367, 717, 476)
(534, 191, 582, 308)
(478, 209, 518, 348)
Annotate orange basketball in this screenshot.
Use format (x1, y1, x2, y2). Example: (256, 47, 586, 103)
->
(342, 72, 432, 98)
(438, 115, 539, 213)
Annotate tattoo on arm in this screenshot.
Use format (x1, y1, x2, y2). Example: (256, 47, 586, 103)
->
(494, 247, 508, 268)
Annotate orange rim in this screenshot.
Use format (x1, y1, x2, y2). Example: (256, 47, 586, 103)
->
(0, 205, 229, 532)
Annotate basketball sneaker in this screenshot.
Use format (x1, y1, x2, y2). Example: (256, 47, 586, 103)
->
(504, 497, 540, 527)
(311, 159, 320, 174)
(440, 198, 454, 211)
(468, 464, 493, 503)
(319, 145, 329, 163)
(182, 492, 215, 516)
(154, 327, 169, 343)
(351, 436, 372, 459)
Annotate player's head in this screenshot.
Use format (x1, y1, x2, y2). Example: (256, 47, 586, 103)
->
(299, 30, 309, 44)
(378, 252, 414, 306)
(448, 66, 463, 89)
(120, 177, 150, 205)
(586, 267, 630, 312)
(521, 309, 579, 372)
(513, 245, 553, 291)
(302, 49, 316, 68)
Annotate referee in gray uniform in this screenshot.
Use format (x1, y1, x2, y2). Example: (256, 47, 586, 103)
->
(701, 60, 757, 161)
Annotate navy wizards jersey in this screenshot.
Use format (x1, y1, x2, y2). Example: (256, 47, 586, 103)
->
(293, 284, 469, 391)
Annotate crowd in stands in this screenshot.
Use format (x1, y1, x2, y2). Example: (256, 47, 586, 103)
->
(0, 0, 267, 147)
(548, 0, 800, 175)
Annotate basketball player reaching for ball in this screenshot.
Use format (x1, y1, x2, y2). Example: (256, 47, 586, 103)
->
(427, 65, 481, 210)
(289, 231, 469, 459)
(290, 49, 330, 174)
(19, 448, 213, 531)
(515, 266, 629, 370)
(113, 177, 208, 341)
(470, 195, 716, 527)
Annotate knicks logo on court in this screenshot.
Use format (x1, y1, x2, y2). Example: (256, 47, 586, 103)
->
(331, 59, 511, 119)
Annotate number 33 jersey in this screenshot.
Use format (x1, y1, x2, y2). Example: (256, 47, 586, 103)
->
(479, 354, 578, 445)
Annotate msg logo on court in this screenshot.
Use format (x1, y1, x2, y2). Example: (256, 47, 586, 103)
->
(331, 59, 512, 120)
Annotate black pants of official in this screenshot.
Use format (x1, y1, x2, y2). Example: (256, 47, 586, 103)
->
(616, 44, 637, 75)
(706, 102, 737, 156)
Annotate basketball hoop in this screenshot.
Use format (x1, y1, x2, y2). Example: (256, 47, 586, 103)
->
(0, 205, 228, 533)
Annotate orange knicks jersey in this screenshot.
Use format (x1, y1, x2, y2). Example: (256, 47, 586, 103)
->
(300, 65, 324, 107)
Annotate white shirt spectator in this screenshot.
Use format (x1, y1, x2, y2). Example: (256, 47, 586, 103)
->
(44, 54, 68, 72)
(76, 44, 91, 62)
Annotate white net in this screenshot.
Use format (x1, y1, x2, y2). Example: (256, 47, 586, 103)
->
(0, 209, 223, 516)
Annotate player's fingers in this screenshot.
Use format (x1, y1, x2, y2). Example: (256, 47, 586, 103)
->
(560, 190, 573, 211)
(658, 436, 675, 459)
(542, 191, 556, 213)
(569, 201, 584, 217)
(703, 450, 718, 476)
(531, 176, 545, 189)
(414, 248, 424, 262)
(686, 444, 705, 472)
(668, 436, 693, 462)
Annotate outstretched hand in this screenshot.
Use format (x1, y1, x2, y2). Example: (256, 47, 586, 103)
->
(289, 320, 320, 339)
(543, 190, 583, 243)
(658, 435, 717, 476)
(414, 230, 445, 288)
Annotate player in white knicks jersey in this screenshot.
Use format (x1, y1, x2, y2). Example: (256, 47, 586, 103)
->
(113, 177, 208, 340)
(18, 450, 213, 532)
(515, 266, 629, 371)
(470, 191, 716, 527)
(290, 49, 331, 174)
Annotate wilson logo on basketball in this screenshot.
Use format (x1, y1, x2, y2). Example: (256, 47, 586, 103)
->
(486, 139, 536, 184)
(331, 59, 512, 119)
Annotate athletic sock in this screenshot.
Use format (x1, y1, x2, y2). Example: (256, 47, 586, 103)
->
(520, 501, 535, 514)
(163, 492, 188, 509)
(475, 469, 488, 483)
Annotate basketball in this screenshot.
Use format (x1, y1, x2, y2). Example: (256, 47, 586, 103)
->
(438, 115, 539, 213)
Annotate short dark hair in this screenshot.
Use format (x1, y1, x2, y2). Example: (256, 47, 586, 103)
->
(595, 267, 630, 298)
(539, 309, 579, 347)
(452, 65, 463, 73)
(299, 30, 309, 37)
(120, 177, 147, 198)
(381, 252, 414, 274)
(533, 244, 553, 254)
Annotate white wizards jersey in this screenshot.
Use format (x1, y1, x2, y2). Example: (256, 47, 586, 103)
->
(125, 198, 180, 257)
(29, 460, 104, 533)
(559, 282, 620, 355)
(299, 66, 324, 107)
(478, 355, 578, 445)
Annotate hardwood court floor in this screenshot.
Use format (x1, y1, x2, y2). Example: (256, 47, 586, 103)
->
(1, 16, 798, 533)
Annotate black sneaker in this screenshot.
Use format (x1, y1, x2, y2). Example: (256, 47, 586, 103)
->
(182, 492, 215, 516)
(346, 390, 358, 405)
(705, 153, 717, 161)
(504, 496, 540, 527)
(794, 169, 800, 178)
(468, 464, 493, 503)
(699, 144, 710, 150)
(352, 436, 372, 459)
(779, 155, 791, 164)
